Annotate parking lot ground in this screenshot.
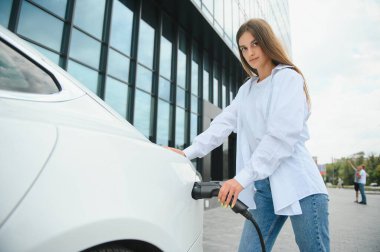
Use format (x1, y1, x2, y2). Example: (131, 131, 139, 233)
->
(203, 188, 380, 252)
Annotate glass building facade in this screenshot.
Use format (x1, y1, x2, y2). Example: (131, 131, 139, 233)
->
(1, 0, 291, 181)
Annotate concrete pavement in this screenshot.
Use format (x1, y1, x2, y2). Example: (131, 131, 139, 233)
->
(203, 188, 380, 252)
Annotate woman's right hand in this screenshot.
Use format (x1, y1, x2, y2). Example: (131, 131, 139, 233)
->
(165, 146, 186, 157)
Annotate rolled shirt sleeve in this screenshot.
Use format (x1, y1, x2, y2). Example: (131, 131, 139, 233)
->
(235, 70, 307, 188)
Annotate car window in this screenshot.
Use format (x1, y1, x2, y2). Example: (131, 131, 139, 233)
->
(0, 39, 60, 94)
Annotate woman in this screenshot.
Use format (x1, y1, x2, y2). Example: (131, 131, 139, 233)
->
(168, 18, 329, 252)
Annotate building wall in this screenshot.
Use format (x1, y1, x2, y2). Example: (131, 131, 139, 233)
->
(0, 0, 291, 181)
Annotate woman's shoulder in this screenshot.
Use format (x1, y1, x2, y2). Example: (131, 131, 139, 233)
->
(273, 66, 304, 88)
(273, 66, 302, 80)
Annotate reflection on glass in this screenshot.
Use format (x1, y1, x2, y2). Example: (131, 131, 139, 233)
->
(27, 42, 60, 64)
(134, 90, 151, 137)
(158, 77, 171, 101)
(107, 49, 129, 82)
(191, 95, 198, 113)
(18, 1, 63, 51)
(224, 0, 233, 40)
(191, 61, 198, 95)
(177, 50, 186, 88)
(104, 77, 128, 118)
(31, 0, 67, 18)
(0, 0, 12, 27)
(222, 84, 226, 108)
(136, 65, 152, 92)
(156, 100, 170, 145)
(176, 87, 185, 108)
(69, 29, 101, 69)
(175, 106, 185, 149)
(213, 78, 218, 106)
(110, 0, 133, 55)
(203, 70, 209, 101)
(160, 36, 172, 79)
(67, 60, 98, 93)
(73, 0, 105, 39)
(190, 113, 198, 143)
(138, 20, 155, 69)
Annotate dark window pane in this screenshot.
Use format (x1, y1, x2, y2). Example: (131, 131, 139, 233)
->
(109, 0, 133, 55)
(177, 50, 186, 88)
(31, 0, 67, 18)
(107, 49, 129, 82)
(222, 84, 226, 108)
(190, 113, 198, 143)
(156, 99, 170, 145)
(138, 20, 155, 69)
(191, 94, 198, 113)
(176, 87, 185, 108)
(0, 41, 59, 94)
(69, 29, 101, 69)
(134, 90, 151, 138)
(191, 61, 198, 95)
(104, 77, 128, 118)
(158, 77, 170, 101)
(67, 60, 98, 93)
(73, 0, 105, 39)
(203, 70, 209, 101)
(160, 36, 172, 79)
(0, 0, 12, 27)
(18, 1, 63, 51)
(136, 65, 152, 92)
(175, 106, 185, 149)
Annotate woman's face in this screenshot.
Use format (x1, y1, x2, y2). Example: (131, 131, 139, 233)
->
(238, 31, 271, 70)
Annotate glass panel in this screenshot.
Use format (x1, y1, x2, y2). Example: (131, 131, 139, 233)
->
(107, 49, 129, 82)
(109, 0, 133, 55)
(135, 65, 152, 93)
(203, 70, 209, 101)
(156, 99, 170, 146)
(176, 87, 185, 108)
(191, 61, 198, 95)
(177, 50, 186, 88)
(73, 0, 105, 39)
(31, 0, 67, 18)
(203, 0, 213, 15)
(134, 90, 151, 138)
(0, 0, 12, 27)
(213, 78, 218, 106)
(69, 29, 101, 69)
(190, 113, 197, 143)
(26, 42, 60, 64)
(158, 77, 171, 102)
(18, 1, 63, 51)
(104, 77, 128, 118)
(191, 95, 198, 113)
(0, 40, 59, 94)
(224, 0, 233, 40)
(160, 36, 172, 79)
(138, 20, 155, 69)
(222, 84, 226, 108)
(175, 106, 185, 149)
(215, 0, 224, 29)
(67, 60, 98, 93)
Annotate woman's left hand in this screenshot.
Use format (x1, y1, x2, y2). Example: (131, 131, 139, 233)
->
(218, 179, 243, 208)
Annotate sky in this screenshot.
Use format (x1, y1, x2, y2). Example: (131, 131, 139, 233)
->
(288, 0, 380, 164)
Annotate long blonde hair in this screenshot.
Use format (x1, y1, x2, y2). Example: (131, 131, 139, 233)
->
(236, 18, 311, 108)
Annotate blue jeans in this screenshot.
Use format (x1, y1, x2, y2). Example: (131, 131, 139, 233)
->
(238, 178, 330, 252)
(358, 183, 367, 203)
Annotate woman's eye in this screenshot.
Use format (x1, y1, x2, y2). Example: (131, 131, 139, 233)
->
(240, 47, 247, 52)
(252, 41, 258, 47)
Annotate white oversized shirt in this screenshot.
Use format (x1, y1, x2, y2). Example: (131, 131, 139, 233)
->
(184, 64, 328, 216)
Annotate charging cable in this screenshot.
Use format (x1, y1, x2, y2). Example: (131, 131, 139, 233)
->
(192, 181, 266, 252)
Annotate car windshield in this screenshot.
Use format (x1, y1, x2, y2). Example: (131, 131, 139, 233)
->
(0, 39, 60, 94)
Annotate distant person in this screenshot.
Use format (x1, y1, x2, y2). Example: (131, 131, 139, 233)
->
(167, 18, 329, 252)
(357, 165, 367, 205)
(337, 177, 343, 189)
(348, 160, 360, 202)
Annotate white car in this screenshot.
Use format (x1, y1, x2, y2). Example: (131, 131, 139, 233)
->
(0, 25, 203, 252)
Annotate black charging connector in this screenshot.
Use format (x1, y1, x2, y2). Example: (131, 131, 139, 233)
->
(192, 181, 266, 252)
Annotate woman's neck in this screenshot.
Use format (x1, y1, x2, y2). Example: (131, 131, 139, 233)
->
(257, 62, 275, 82)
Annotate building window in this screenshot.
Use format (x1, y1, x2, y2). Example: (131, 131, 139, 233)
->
(134, 89, 151, 138)
(0, 0, 13, 27)
(73, 0, 105, 39)
(156, 99, 170, 145)
(67, 60, 98, 93)
(104, 76, 128, 118)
